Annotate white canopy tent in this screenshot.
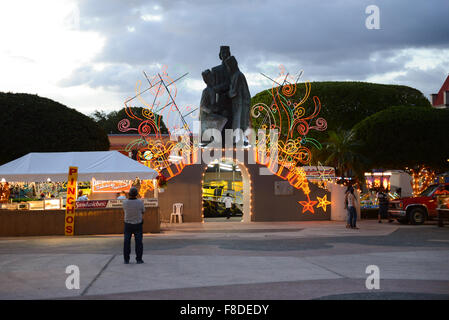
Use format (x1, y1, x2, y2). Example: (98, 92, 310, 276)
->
(0, 151, 158, 182)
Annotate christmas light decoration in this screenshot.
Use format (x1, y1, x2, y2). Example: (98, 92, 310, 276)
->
(298, 196, 318, 214)
(316, 194, 332, 212)
(408, 166, 436, 196)
(119, 65, 330, 216)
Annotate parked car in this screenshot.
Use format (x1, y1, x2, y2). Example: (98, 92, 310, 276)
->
(388, 183, 449, 224)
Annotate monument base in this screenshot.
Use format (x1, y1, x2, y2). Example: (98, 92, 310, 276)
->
(157, 148, 332, 223)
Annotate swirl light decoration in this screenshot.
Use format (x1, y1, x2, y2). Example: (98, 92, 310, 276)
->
(119, 66, 199, 182)
(251, 66, 329, 214)
(120, 65, 330, 214)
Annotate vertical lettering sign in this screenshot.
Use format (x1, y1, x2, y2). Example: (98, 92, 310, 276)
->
(65, 167, 78, 236)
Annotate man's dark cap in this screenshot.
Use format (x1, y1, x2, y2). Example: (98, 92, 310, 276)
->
(220, 46, 230, 52)
(129, 187, 138, 198)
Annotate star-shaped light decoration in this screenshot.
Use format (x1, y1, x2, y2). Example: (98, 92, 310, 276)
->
(316, 194, 331, 212)
(298, 198, 317, 214)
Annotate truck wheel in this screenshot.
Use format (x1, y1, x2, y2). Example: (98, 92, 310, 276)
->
(409, 208, 426, 225)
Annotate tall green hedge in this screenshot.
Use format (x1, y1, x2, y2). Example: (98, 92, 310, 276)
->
(0, 92, 110, 165)
(353, 106, 449, 171)
(91, 107, 169, 135)
(251, 81, 431, 141)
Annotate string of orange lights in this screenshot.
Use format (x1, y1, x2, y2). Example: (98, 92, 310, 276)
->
(253, 66, 329, 213)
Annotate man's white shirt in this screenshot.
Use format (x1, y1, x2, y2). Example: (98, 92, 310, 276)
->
(223, 196, 233, 208)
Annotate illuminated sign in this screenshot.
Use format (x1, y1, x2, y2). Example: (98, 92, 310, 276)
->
(64, 167, 78, 236)
(75, 200, 109, 209)
(302, 166, 335, 179)
(74, 199, 158, 209)
(91, 179, 132, 193)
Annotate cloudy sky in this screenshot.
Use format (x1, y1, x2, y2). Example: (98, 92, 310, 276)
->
(1, 0, 448, 128)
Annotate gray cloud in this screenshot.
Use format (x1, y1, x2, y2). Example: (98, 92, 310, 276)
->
(62, 0, 449, 118)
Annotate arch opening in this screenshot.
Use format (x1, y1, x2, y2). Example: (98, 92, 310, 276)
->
(201, 158, 251, 223)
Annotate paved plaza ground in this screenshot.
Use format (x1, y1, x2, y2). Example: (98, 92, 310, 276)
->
(0, 220, 448, 300)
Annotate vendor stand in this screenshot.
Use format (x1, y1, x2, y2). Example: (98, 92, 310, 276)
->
(0, 151, 159, 236)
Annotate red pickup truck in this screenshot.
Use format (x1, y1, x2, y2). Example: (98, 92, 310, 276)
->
(388, 183, 449, 224)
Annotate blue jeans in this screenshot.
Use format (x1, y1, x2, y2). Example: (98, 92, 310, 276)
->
(124, 222, 143, 262)
(347, 206, 357, 228)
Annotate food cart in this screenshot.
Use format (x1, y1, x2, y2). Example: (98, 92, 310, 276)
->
(0, 151, 160, 236)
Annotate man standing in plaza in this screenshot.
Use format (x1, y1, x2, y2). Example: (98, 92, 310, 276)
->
(122, 187, 145, 264)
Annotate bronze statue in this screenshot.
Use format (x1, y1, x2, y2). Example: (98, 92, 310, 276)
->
(200, 46, 251, 146)
(225, 55, 251, 140)
(211, 46, 232, 122)
(200, 69, 227, 143)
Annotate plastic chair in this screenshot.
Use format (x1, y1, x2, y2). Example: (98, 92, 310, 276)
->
(170, 203, 183, 223)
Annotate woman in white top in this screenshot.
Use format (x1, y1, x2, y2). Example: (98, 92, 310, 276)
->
(345, 185, 358, 229)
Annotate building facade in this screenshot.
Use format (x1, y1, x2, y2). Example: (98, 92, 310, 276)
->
(431, 74, 449, 109)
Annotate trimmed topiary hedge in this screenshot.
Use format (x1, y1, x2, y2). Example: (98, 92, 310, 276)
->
(251, 81, 431, 141)
(353, 105, 449, 171)
(0, 92, 110, 165)
(90, 107, 169, 135)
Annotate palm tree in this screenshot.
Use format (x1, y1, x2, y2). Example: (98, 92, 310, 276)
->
(322, 129, 367, 179)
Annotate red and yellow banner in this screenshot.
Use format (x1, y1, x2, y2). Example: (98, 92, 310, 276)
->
(91, 179, 132, 193)
(64, 166, 78, 236)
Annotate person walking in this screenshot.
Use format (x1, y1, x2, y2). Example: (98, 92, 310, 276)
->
(344, 186, 352, 228)
(345, 185, 359, 229)
(223, 193, 233, 219)
(122, 187, 145, 264)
